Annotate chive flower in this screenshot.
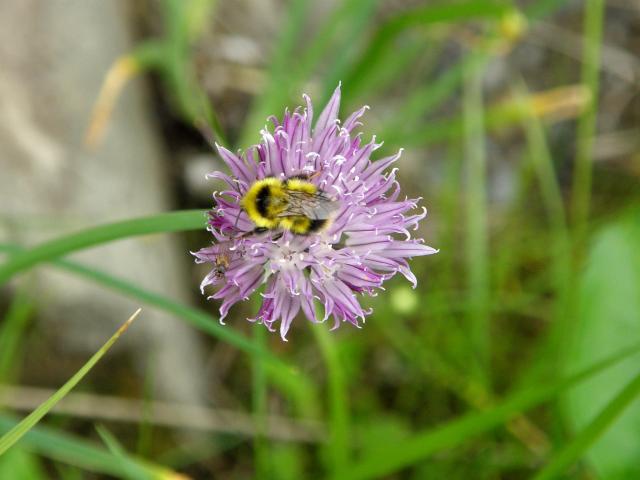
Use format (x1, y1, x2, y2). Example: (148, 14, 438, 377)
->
(194, 85, 436, 340)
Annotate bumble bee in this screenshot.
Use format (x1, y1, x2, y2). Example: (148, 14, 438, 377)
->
(240, 175, 339, 235)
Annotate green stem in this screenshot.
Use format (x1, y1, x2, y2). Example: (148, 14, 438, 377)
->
(313, 325, 350, 479)
(252, 326, 269, 478)
(0, 282, 34, 383)
(516, 80, 574, 389)
(534, 369, 640, 480)
(239, 0, 311, 147)
(571, 0, 605, 248)
(338, 342, 640, 480)
(0, 210, 206, 286)
(463, 63, 490, 385)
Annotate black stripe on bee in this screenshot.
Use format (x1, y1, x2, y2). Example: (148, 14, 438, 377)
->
(255, 184, 271, 217)
(307, 219, 328, 233)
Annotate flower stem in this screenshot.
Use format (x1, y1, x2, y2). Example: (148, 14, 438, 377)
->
(463, 62, 490, 386)
(313, 325, 350, 479)
(572, 0, 605, 249)
(252, 325, 269, 478)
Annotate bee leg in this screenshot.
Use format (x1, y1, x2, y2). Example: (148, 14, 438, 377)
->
(238, 227, 269, 239)
(271, 231, 284, 241)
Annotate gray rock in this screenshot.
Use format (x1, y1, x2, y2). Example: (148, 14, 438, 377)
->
(0, 1, 207, 404)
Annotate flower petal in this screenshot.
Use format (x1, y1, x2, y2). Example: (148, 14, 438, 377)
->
(216, 144, 255, 184)
(314, 83, 341, 135)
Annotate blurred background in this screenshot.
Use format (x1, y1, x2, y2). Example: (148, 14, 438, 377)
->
(1, 0, 639, 478)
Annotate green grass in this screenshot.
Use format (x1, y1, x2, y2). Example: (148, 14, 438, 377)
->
(0, 310, 140, 456)
(0, 416, 180, 479)
(463, 63, 490, 385)
(535, 368, 640, 480)
(572, 0, 605, 248)
(252, 325, 270, 478)
(0, 210, 206, 286)
(313, 324, 349, 479)
(339, 343, 640, 480)
(0, 285, 34, 383)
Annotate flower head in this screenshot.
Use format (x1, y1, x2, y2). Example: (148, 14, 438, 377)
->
(194, 85, 437, 340)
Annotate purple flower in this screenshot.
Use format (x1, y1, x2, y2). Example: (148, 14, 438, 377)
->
(194, 85, 437, 340)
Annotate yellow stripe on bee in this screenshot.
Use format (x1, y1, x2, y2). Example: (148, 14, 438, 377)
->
(240, 177, 281, 229)
(279, 216, 312, 234)
(285, 178, 318, 194)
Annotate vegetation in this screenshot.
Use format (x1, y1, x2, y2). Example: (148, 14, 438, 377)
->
(2, 0, 639, 478)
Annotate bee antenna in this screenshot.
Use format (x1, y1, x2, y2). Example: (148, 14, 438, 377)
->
(234, 207, 241, 231)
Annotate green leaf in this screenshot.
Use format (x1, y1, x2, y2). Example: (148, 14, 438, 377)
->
(561, 213, 640, 479)
(238, 0, 311, 147)
(0, 309, 140, 456)
(356, 416, 409, 458)
(463, 60, 490, 384)
(536, 368, 640, 480)
(0, 210, 206, 286)
(95, 425, 149, 480)
(338, 341, 640, 480)
(252, 326, 270, 479)
(343, 1, 509, 95)
(269, 444, 306, 480)
(313, 324, 350, 477)
(296, 0, 381, 96)
(0, 286, 34, 383)
(0, 448, 47, 480)
(0, 415, 183, 479)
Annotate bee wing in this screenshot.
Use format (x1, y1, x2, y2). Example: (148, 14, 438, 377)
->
(278, 190, 340, 220)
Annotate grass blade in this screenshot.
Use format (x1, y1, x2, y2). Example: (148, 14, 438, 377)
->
(516, 81, 568, 232)
(338, 342, 640, 480)
(343, 1, 509, 94)
(0, 210, 206, 286)
(0, 285, 34, 383)
(380, 53, 484, 143)
(252, 326, 269, 478)
(95, 424, 156, 480)
(0, 448, 47, 480)
(571, 0, 605, 246)
(379, 0, 573, 148)
(0, 309, 141, 456)
(385, 85, 589, 148)
(294, 0, 379, 91)
(313, 325, 350, 479)
(239, 0, 311, 147)
(463, 62, 490, 384)
(0, 415, 185, 479)
(534, 369, 640, 480)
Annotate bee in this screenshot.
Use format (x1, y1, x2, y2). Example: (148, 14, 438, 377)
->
(212, 249, 230, 279)
(240, 174, 339, 235)
(210, 241, 245, 279)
